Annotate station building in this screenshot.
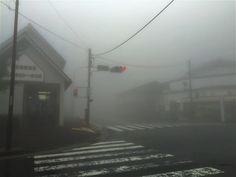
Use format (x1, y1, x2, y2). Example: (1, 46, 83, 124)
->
(0, 24, 71, 127)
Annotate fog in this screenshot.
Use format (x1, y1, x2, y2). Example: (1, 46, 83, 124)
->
(0, 0, 235, 125)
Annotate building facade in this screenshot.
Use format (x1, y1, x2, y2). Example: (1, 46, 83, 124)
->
(162, 60, 236, 122)
(0, 24, 71, 127)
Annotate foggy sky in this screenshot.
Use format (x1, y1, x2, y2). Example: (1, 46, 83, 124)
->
(0, 0, 235, 123)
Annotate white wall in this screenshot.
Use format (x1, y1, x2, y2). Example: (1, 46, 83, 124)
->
(169, 74, 236, 91)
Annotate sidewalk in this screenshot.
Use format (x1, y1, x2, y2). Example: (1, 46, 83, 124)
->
(0, 122, 101, 158)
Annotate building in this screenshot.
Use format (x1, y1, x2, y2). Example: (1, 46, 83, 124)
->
(118, 82, 166, 121)
(0, 24, 71, 127)
(162, 59, 236, 122)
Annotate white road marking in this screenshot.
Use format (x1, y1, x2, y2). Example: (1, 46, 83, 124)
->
(92, 140, 126, 146)
(115, 125, 135, 131)
(126, 125, 145, 130)
(34, 153, 174, 172)
(36, 163, 161, 177)
(69, 142, 134, 151)
(142, 167, 224, 177)
(34, 149, 156, 165)
(154, 125, 164, 128)
(36, 161, 192, 177)
(132, 124, 151, 129)
(133, 124, 154, 129)
(107, 126, 123, 132)
(163, 125, 173, 128)
(34, 145, 144, 159)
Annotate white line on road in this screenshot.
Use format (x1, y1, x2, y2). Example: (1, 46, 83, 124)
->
(36, 161, 192, 177)
(142, 167, 224, 177)
(34, 149, 156, 165)
(34, 153, 174, 172)
(36, 163, 161, 177)
(92, 140, 126, 146)
(69, 142, 135, 151)
(126, 125, 145, 130)
(34, 145, 144, 159)
(134, 124, 154, 129)
(115, 125, 135, 131)
(107, 126, 124, 132)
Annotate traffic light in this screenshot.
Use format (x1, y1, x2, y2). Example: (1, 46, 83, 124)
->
(97, 65, 110, 71)
(110, 66, 127, 73)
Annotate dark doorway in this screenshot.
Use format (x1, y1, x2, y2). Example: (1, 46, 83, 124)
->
(23, 83, 60, 127)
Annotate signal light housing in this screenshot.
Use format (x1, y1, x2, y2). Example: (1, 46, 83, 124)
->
(110, 66, 127, 73)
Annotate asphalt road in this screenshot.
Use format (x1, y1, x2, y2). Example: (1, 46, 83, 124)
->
(1, 122, 236, 177)
(107, 123, 236, 176)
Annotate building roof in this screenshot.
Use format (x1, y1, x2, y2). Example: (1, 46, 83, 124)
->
(167, 59, 236, 83)
(163, 85, 236, 94)
(121, 81, 168, 96)
(0, 24, 71, 88)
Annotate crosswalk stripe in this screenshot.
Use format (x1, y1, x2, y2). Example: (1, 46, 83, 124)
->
(153, 125, 163, 128)
(115, 125, 135, 131)
(126, 125, 145, 130)
(34, 145, 144, 159)
(134, 124, 154, 129)
(69, 142, 135, 151)
(36, 161, 193, 177)
(142, 167, 224, 177)
(34, 149, 156, 165)
(34, 153, 174, 172)
(107, 126, 123, 132)
(92, 140, 126, 146)
(163, 125, 173, 128)
(36, 163, 161, 177)
(106, 124, 193, 133)
(132, 124, 151, 129)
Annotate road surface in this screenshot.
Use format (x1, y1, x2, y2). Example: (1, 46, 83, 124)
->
(1, 122, 236, 177)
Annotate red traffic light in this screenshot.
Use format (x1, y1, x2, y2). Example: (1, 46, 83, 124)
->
(110, 66, 127, 73)
(120, 66, 127, 72)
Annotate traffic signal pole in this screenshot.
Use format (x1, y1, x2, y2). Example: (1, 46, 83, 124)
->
(85, 48, 92, 125)
(6, 0, 19, 152)
(188, 60, 194, 119)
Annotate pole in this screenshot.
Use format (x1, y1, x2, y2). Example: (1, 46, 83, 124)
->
(188, 60, 194, 119)
(220, 97, 225, 122)
(6, 0, 19, 152)
(85, 48, 92, 125)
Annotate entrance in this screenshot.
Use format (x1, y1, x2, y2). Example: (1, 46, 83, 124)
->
(23, 83, 60, 127)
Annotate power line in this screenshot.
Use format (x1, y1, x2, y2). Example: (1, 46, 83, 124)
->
(95, 56, 185, 69)
(47, 0, 88, 48)
(0, 1, 87, 50)
(93, 0, 175, 56)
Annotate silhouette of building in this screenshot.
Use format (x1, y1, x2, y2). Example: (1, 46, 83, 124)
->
(0, 24, 71, 127)
(162, 59, 236, 122)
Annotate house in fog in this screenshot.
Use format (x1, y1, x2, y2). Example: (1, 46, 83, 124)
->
(0, 24, 71, 127)
(118, 82, 166, 121)
(162, 59, 236, 122)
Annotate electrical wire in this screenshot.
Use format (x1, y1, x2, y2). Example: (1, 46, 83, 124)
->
(95, 56, 186, 69)
(47, 0, 88, 48)
(0, 1, 87, 50)
(93, 0, 175, 56)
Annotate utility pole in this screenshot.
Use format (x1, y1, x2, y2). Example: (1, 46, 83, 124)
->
(85, 48, 92, 125)
(6, 0, 19, 152)
(188, 60, 194, 119)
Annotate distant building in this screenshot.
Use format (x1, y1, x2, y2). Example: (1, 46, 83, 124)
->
(162, 59, 236, 122)
(119, 82, 166, 121)
(0, 24, 71, 127)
